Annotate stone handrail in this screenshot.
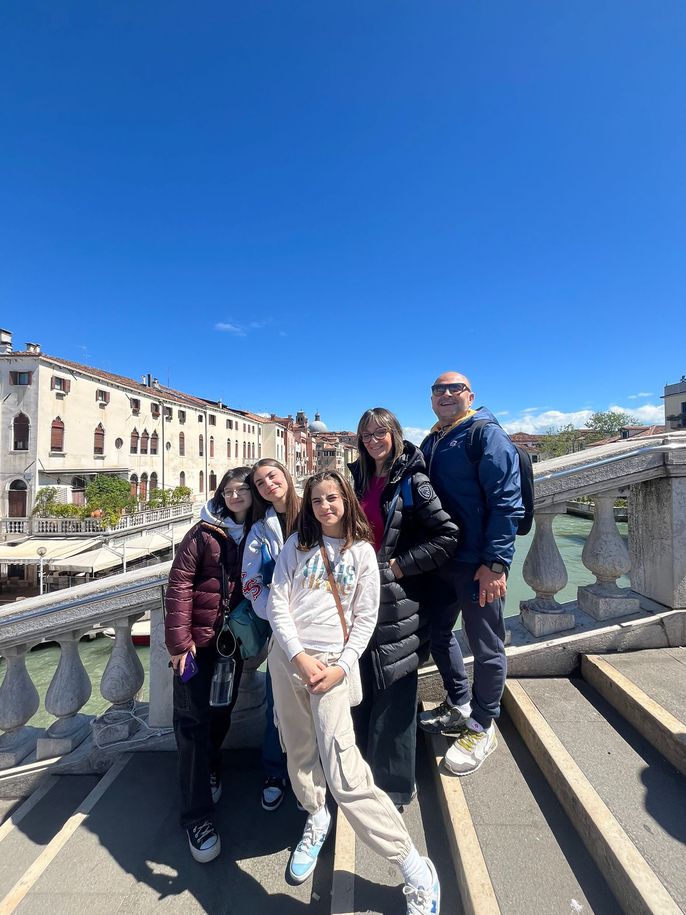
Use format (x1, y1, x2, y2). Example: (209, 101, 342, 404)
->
(520, 432, 686, 637)
(0, 502, 193, 538)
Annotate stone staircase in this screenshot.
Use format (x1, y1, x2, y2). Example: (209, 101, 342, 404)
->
(0, 647, 684, 914)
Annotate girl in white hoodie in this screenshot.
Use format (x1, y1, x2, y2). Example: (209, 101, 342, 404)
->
(266, 471, 441, 915)
(242, 458, 301, 811)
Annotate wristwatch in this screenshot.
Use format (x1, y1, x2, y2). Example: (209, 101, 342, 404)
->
(484, 560, 508, 574)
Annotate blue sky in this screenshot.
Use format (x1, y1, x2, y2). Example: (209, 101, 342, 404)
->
(1, 1, 684, 438)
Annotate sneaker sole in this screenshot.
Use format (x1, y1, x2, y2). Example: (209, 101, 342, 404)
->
(189, 835, 221, 863)
(287, 819, 332, 884)
(262, 793, 285, 812)
(443, 734, 498, 777)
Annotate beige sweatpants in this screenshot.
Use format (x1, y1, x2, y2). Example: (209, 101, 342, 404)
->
(268, 639, 413, 864)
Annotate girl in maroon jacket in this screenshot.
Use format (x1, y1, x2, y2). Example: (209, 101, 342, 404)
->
(165, 467, 252, 863)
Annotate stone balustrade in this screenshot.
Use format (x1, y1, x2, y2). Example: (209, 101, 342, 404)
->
(0, 563, 266, 770)
(0, 502, 192, 538)
(519, 432, 686, 637)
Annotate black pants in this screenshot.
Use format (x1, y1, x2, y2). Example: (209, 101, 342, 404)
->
(173, 644, 244, 827)
(353, 651, 419, 806)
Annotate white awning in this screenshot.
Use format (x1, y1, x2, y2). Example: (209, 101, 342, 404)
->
(51, 544, 151, 574)
(0, 538, 101, 564)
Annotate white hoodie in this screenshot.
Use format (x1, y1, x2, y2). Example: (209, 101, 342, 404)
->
(199, 500, 246, 545)
(241, 507, 284, 620)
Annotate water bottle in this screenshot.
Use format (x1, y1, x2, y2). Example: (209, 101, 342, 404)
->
(209, 656, 236, 708)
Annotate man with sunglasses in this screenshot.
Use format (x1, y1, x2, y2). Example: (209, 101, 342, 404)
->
(418, 371, 523, 776)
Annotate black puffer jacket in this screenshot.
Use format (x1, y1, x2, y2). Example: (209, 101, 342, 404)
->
(349, 442, 459, 689)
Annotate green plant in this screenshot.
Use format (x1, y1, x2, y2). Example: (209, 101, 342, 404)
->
(32, 487, 59, 517)
(169, 485, 192, 504)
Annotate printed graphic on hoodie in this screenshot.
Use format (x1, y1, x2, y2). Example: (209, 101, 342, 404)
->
(302, 552, 355, 596)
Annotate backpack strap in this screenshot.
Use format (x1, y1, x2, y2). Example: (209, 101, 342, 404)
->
(401, 475, 413, 509)
(466, 418, 495, 464)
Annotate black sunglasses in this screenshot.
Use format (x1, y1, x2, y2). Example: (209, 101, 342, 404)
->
(431, 383, 471, 396)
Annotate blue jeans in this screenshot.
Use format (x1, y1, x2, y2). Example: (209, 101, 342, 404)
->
(426, 561, 507, 728)
(262, 667, 288, 780)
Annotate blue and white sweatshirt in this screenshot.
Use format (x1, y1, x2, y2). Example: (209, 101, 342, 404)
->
(241, 507, 284, 620)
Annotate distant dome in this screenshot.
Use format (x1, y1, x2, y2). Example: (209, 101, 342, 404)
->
(308, 411, 328, 433)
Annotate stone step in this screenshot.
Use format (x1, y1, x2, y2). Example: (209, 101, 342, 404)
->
(1, 750, 333, 914)
(505, 677, 685, 914)
(0, 774, 100, 902)
(581, 650, 686, 776)
(329, 730, 461, 914)
(421, 702, 619, 915)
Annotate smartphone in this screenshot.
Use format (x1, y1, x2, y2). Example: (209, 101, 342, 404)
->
(471, 580, 481, 603)
(178, 652, 199, 682)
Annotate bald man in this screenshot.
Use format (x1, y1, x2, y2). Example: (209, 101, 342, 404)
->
(418, 371, 523, 775)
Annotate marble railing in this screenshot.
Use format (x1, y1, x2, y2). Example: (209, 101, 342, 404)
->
(0, 502, 193, 538)
(0, 565, 264, 770)
(520, 432, 686, 637)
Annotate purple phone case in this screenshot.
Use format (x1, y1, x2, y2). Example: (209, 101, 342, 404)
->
(179, 653, 199, 682)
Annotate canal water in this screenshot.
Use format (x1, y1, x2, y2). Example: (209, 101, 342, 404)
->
(4, 515, 628, 728)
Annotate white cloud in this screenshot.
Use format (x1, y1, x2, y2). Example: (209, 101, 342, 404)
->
(215, 322, 246, 336)
(627, 392, 654, 399)
(496, 411, 509, 416)
(503, 402, 664, 434)
(403, 426, 430, 445)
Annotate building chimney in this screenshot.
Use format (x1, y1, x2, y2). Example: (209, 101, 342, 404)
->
(152, 377, 159, 389)
(147, 373, 152, 387)
(25, 342, 41, 354)
(141, 375, 147, 385)
(0, 329, 12, 354)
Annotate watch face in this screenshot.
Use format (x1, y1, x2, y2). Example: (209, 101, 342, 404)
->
(490, 562, 506, 574)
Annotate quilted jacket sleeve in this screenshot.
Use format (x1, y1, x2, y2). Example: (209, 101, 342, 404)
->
(394, 472, 459, 578)
(165, 528, 203, 655)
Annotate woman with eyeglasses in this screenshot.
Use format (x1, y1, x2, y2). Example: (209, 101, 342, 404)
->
(165, 466, 253, 863)
(349, 408, 459, 808)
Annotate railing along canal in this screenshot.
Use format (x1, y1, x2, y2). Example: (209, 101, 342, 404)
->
(0, 501, 192, 538)
(0, 432, 685, 770)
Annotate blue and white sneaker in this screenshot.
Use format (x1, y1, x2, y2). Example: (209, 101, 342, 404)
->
(403, 857, 440, 914)
(288, 808, 332, 884)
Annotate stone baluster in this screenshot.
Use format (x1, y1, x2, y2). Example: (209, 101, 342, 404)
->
(577, 491, 640, 620)
(520, 505, 576, 637)
(92, 614, 145, 746)
(0, 645, 41, 769)
(36, 630, 93, 760)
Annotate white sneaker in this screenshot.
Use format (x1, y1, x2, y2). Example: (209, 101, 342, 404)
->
(444, 721, 497, 776)
(288, 808, 332, 884)
(403, 856, 440, 914)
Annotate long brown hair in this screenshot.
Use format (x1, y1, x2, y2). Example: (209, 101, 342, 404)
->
(297, 470, 374, 552)
(355, 407, 404, 494)
(248, 458, 301, 537)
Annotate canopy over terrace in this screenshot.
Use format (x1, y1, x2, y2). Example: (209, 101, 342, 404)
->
(0, 537, 101, 565)
(51, 544, 151, 574)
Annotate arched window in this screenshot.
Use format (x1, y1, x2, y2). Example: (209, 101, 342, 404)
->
(198, 434, 204, 457)
(235, 439, 238, 456)
(199, 470, 204, 493)
(227, 439, 231, 458)
(179, 471, 186, 487)
(251, 442, 255, 459)
(150, 431, 159, 455)
(130, 474, 139, 499)
(94, 423, 105, 455)
(13, 413, 29, 451)
(209, 436, 215, 458)
(150, 472, 158, 491)
(130, 428, 139, 454)
(139, 473, 148, 502)
(51, 417, 65, 452)
(179, 431, 185, 456)
(242, 442, 246, 460)
(140, 430, 149, 454)
(209, 471, 217, 492)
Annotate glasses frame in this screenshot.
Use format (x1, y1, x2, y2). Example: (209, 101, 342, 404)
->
(361, 428, 390, 444)
(431, 383, 471, 396)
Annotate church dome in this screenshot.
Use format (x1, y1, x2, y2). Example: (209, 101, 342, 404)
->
(308, 411, 328, 433)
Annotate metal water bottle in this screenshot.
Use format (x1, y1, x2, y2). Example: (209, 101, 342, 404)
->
(209, 656, 236, 707)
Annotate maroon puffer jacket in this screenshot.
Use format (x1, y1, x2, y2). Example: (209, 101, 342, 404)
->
(164, 522, 240, 656)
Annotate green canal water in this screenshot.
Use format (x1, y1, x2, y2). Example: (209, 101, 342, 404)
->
(3, 515, 628, 728)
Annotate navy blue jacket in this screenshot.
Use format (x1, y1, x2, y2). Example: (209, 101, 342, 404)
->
(420, 407, 523, 567)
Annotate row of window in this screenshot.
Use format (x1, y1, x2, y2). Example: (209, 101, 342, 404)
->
(129, 470, 216, 498)
(10, 413, 261, 459)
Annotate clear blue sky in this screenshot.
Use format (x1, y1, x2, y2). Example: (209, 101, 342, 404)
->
(1, 1, 684, 438)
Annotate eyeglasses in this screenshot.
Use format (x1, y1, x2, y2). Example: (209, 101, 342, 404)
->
(223, 486, 250, 499)
(361, 428, 389, 443)
(431, 383, 471, 396)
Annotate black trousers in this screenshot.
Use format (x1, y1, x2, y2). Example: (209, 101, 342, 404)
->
(352, 651, 419, 806)
(173, 644, 244, 827)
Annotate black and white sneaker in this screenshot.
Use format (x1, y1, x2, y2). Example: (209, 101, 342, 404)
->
(418, 698, 469, 736)
(210, 770, 222, 804)
(187, 818, 221, 863)
(262, 776, 287, 811)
